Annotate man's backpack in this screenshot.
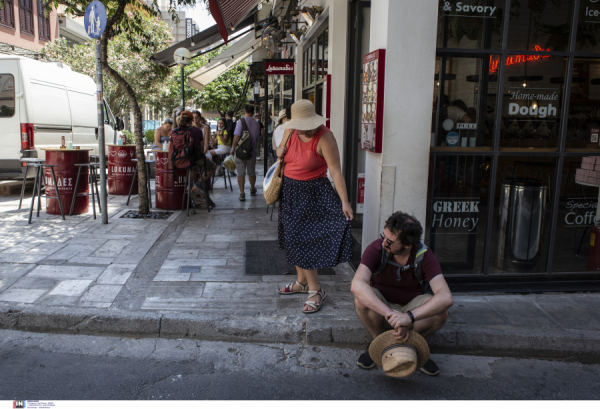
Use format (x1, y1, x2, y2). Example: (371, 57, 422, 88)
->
(373, 242, 430, 293)
(235, 118, 253, 161)
(169, 126, 195, 180)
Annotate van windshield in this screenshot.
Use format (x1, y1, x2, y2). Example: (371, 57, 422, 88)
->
(0, 74, 15, 118)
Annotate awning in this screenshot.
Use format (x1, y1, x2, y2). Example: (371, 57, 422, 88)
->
(208, 0, 261, 43)
(149, 13, 255, 67)
(187, 31, 261, 91)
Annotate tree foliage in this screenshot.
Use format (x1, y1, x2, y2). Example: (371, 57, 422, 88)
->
(41, 15, 173, 116)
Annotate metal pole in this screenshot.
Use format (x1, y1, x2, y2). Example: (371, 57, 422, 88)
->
(96, 39, 108, 224)
(181, 66, 185, 109)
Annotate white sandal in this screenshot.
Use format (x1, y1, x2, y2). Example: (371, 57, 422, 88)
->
(278, 281, 309, 295)
(303, 288, 327, 314)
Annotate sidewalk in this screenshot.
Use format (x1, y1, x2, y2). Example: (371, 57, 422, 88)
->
(1, 166, 600, 360)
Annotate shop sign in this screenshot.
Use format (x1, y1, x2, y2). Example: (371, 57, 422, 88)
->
(431, 198, 479, 233)
(442, 1, 498, 17)
(265, 62, 295, 75)
(446, 131, 460, 146)
(507, 89, 559, 118)
(489, 47, 551, 73)
(360, 49, 386, 153)
(357, 173, 365, 214)
(563, 200, 597, 227)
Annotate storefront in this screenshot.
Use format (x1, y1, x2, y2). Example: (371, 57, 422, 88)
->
(426, 0, 600, 284)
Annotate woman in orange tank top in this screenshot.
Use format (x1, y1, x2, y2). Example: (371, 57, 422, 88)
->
(275, 100, 354, 314)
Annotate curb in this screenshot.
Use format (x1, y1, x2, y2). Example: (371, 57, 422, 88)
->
(2, 304, 600, 359)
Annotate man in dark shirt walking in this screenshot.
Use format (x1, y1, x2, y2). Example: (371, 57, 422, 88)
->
(351, 211, 453, 376)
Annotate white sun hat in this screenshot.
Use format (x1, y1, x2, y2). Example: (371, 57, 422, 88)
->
(281, 99, 327, 131)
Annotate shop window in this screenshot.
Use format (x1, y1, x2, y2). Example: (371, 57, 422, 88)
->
(432, 55, 498, 148)
(37, 0, 50, 41)
(436, 0, 504, 50)
(488, 156, 557, 274)
(566, 58, 600, 151)
(311, 42, 317, 85)
(499, 56, 567, 149)
(0, 74, 15, 117)
(19, 0, 33, 36)
(425, 155, 491, 274)
(323, 29, 328, 75)
(576, 2, 600, 52)
(0, 0, 15, 29)
(507, 0, 574, 51)
(552, 155, 600, 272)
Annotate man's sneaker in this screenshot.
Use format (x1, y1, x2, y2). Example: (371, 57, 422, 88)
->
(230, 171, 237, 176)
(357, 348, 376, 370)
(420, 358, 440, 376)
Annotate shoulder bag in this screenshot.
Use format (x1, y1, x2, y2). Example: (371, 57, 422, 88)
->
(263, 129, 292, 205)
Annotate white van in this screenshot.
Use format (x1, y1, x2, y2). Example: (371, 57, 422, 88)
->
(0, 54, 123, 179)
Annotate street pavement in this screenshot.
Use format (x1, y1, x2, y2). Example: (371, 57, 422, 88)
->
(2, 330, 600, 400)
(1, 165, 600, 361)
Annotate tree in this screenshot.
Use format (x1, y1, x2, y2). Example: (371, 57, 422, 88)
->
(49, 0, 196, 214)
(195, 59, 249, 117)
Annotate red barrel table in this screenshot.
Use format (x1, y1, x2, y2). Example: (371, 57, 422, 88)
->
(108, 144, 137, 195)
(42, 148, 92, 215)
(154, 150, 186, 210)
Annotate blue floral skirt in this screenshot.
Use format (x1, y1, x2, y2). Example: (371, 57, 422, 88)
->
(278, 176, 352, 269)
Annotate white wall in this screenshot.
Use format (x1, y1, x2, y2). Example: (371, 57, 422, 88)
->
(362, 0, 439, 251)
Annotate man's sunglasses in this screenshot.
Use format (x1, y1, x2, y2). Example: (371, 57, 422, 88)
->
(380, 232, 410, 252)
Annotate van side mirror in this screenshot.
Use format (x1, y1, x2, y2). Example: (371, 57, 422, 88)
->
(116, 117, 125, 131)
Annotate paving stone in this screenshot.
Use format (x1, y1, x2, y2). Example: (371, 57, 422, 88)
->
(93, 240, 132, 258)
(27, 265, 105, 280)
(154, 271, 191, 282)
(10, 276, 58, 289)
(0, 277, 19, 291)
(45, 250, 80, 261)
(0, 263, 36, 278)
(2, 242, 42, 254)
(48, 280, 94, 297)
(0, 289, 47, 303)
(167, 248, 200, 259)
(96, 264, 135, 285)
(80, 285, 123, 303)
(67, 256, 115, 265)
(0, 254, 46, 264)
(162, 258, 227, 268)
(38, 295, 80, 305)
(27, 243, 67, 255)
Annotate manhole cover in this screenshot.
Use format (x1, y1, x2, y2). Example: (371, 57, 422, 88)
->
(179, 266, 201, 273)
(120, 210, 173, 220)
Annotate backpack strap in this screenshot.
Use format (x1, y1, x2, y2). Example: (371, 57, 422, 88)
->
(372, 242, 429, 292)
(240, 117, 249, 133)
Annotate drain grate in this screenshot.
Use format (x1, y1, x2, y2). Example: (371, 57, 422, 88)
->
(178, 266, 201, 273)
(120, 210, 173, 220)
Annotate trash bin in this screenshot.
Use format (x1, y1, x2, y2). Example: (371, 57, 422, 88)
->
(497, 178, 548, 268)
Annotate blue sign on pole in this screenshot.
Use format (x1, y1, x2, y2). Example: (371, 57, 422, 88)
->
(84, 1, 107, 39)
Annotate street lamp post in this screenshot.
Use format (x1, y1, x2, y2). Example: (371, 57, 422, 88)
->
(174, 48, 192, 110)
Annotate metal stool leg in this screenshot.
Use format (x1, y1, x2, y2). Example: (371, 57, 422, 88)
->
(182, 172, 187, 212)
(70, 166, 83, 216)
(89, 171, 97, 220)
(227, 167, 232, 192)
(92, 167, 102, 213)
(146, 162, 152, 208)
(186, 169, 192, 217)
(199, 175, 210, 213)
(19, 164, 29, 210)
(49, 166, 65, 220)
(126, 169, 138, 206)
(28, 166, 40, 224)
(36, 166, 42, 218)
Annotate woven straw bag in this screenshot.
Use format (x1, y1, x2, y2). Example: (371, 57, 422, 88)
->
(263, 130, 292, 205)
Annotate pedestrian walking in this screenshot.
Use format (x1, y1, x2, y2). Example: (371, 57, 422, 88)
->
(276, 99, 354, 313)
(254, 114, 265, 161)
(230, 104, 261, 201)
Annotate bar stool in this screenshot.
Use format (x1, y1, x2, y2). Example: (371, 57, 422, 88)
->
(126, 159, 153, 208)
(19, 158, 45, 210)
(211, 154, 233, 192)
(182, 168, 211, 216)
(69, 163, 101, 219)
(28, 163, 65, 224)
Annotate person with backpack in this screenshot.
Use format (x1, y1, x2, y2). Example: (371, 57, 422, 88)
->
(351, 211, 453, 377)
(230, 104, 262, 201)
(170, 111, 216, 207)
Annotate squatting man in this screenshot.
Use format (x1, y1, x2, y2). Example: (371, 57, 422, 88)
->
(351, 211, 453, 376)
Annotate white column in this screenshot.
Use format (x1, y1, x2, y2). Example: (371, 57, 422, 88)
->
(327, 0, 348, 166)
(362, 0, 438, 251)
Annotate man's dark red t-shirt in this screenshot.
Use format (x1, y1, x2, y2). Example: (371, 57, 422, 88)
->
(360, 239, 443, 305)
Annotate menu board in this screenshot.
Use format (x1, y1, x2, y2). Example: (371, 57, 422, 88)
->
(360, 49, 386, 153)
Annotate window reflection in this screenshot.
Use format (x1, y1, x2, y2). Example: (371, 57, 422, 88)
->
(432, 56, 497, 148)
(425, 155, 491, 274)
(0, 74, 15, 118)
(553, 155, 600, 272)
(500, 56, 567, 148)
(566, 59, 600, 150)
(436, 0, 504, 49)
(507, 0, 574, 51)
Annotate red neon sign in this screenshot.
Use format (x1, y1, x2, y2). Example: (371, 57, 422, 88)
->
(489, 45, 551, 73)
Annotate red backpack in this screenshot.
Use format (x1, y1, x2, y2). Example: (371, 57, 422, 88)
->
(169, 127, 195, 179)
